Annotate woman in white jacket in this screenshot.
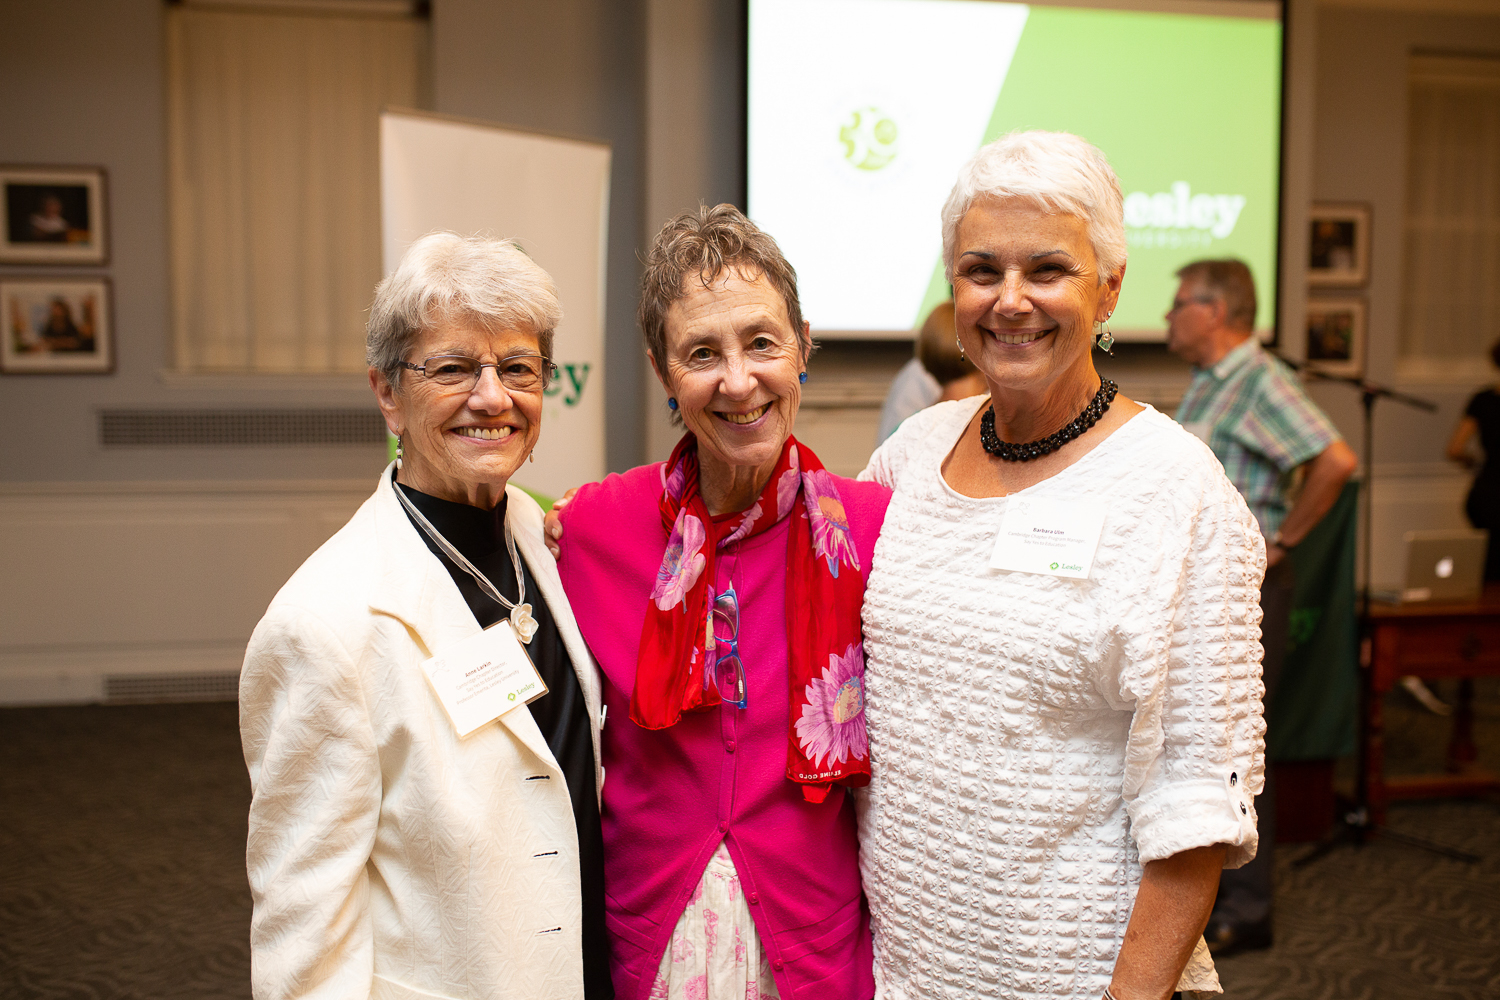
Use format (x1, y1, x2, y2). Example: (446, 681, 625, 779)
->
(240, 233, 610, 1000)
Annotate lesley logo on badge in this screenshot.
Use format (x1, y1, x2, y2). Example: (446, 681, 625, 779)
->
(990, 498, 1107, 580)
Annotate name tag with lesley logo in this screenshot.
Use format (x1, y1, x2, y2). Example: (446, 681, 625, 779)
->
(989, 497, 1107, 580)
(421, 622, 548, 738)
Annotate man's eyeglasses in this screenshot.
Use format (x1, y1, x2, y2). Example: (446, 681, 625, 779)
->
(1168, 295, 1217, 314)
(707, 585, 748, 709)
(401, 353, 558, 393)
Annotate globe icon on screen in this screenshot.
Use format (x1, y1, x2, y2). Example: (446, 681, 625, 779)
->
(839, 107, 898, 171)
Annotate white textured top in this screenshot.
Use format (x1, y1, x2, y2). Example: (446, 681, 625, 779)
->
(857, 398, 1267, 1000)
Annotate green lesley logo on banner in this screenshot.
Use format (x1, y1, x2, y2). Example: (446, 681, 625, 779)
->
(542, 362, 591, 407)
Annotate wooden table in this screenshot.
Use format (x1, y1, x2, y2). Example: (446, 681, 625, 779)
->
(1363, 584, 1500, 824)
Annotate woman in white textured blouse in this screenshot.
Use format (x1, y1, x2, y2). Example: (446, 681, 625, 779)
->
(857, 132, 1266, 1000)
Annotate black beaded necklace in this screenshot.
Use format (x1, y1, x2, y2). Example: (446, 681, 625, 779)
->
(979, 377, 1118, 462)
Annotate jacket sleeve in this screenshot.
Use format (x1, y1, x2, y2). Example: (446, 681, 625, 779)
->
(240, 604, 382, 1000)
(1118, 496, 1268, 869)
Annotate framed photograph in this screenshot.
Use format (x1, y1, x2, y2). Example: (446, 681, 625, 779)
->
(1305, 297, 1365, 377)
(0, 165, 109, 265)
(1, 277, 114, 374)
(1308, 202, 1370, 287)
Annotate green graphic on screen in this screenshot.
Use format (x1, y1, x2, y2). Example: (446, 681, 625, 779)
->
(916, 6, 1283, 337)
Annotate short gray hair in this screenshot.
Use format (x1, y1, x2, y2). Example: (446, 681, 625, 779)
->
(940, 131, 1128, 285)
(1176, 258, 1257, 331)
(366, 232, 562, 387)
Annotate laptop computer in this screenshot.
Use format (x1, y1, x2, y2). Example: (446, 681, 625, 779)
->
(1395, 529, 1489, 604)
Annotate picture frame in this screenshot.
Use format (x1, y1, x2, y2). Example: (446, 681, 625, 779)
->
(1308, 202, 1370, 287)
(0, 165, 109, 265)
(1, 276, 114, 374)
(1304, 297, 1365, 377)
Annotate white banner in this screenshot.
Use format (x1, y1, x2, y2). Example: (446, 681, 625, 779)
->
(380, 110, 611, 501)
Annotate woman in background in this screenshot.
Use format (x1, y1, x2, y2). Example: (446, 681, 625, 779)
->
(1446, 337, 1500, 580)
(915, 300, 987, 404)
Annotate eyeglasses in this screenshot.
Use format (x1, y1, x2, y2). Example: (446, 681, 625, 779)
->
(707, 585, 748, 709)
(1168, 295, 1217, 314)
(401, 353, 558, 393)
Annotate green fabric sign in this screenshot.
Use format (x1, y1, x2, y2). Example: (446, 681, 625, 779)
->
(1269, 480, 1360, 761)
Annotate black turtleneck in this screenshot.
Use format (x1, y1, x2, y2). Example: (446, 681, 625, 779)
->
(397, 480, 612, 999)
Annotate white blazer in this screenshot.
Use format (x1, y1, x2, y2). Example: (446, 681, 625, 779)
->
(240, 467, 604, 1000)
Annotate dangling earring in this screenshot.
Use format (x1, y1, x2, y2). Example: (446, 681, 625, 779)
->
(798, 372, 808, 384)
(667, 397, 678, 411)
(1095, 313, 1115, 354)
(395, 438, 404, 471)
(957, 336, 966, 359)
(528, 450, 535, 464)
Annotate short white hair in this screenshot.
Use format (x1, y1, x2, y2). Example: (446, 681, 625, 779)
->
(366, 232, 562, 387)
(940, 131, 1128, 285)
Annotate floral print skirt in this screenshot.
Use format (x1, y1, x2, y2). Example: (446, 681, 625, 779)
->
(648, 842, 781, 1000)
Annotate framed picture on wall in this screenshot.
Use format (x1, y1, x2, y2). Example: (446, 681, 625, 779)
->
(1, 276, 114, 374)
(0, 165, 109, 265)
(1305, 297, 1365, 377)
(1308, 202, 1370, 287)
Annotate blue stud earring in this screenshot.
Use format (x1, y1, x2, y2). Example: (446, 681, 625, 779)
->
(668, 397, 678, 411)
(798, 372, 808, 384)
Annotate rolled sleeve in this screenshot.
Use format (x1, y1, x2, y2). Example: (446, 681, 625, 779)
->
(1121, 496, 1267, 869)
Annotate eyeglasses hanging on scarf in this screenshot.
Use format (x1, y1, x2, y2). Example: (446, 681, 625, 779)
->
(707, 585, 748, 709)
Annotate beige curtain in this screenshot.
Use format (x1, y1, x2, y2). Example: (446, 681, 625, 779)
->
(167, 6, 427, 372)
(1401, 54, 1500, 365)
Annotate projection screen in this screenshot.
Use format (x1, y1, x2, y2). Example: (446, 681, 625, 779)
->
(747, 0, 1284, 342)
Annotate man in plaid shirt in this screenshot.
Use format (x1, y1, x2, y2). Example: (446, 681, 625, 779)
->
(1167, 259, 1358, 958)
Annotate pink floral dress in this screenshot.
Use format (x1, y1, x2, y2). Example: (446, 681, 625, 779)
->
(648, 843, 781, 1000)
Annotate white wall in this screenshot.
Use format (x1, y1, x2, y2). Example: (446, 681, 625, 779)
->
(0, 479, 371, 704)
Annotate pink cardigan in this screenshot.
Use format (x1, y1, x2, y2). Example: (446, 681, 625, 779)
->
(558, 462, 890, 1000)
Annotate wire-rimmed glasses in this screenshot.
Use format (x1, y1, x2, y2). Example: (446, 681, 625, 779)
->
(708, 585, 748, 709)
(400, 353, 558, 393)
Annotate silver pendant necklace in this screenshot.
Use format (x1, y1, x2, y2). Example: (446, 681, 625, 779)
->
(394, 483, 540, 644)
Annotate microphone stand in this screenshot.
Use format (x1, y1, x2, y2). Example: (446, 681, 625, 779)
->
(1276, 358, 1478, 865)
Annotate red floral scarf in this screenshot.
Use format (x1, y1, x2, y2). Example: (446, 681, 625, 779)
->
(633, 433, 870, 802)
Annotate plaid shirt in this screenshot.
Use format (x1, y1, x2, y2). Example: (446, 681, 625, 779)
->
(1175, 338, 1340, 537)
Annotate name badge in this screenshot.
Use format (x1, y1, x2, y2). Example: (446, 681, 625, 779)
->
(989, 497, 1107, 580)
(421, 623, 548, 738)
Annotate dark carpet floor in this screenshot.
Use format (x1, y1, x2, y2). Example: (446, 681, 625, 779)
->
(0, 703, 251, 999)
(1, 682, 1497, 999)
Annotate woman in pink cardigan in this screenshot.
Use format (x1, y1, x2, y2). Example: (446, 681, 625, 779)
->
(555, 205, 889, 1000)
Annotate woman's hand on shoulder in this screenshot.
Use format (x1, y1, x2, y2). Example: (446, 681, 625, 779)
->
(543, 487, 582, 560)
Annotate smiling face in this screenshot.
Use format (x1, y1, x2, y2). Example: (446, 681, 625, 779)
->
(653, 268, 807, 496)
(950, 197, 1121, 403)
(370, 319, 544, 509)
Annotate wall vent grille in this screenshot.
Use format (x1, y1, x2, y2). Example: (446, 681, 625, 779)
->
(100, 409, 386, 447)
(104, 671, 241, 704)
